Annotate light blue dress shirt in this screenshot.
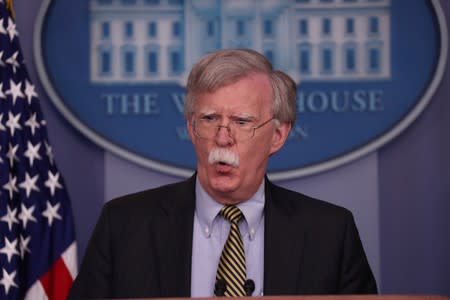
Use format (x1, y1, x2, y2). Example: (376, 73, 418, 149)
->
(190, 178, 265, 297)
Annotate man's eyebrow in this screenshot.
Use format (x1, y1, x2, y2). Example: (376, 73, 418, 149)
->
(198, 109, 217, 116)
(196, 110, 257, 120)
(231, 113, 257, 120)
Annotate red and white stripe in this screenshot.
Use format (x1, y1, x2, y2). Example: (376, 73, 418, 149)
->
(24, 242, 77, 300)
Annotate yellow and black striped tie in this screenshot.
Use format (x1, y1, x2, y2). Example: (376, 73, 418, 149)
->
(215, 205, 246, 297)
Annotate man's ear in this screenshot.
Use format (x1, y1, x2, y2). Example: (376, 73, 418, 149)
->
(269, 121, 292, 155)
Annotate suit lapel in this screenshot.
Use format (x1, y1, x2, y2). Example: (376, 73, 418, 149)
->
(156, 175, 196, 297)
(263, 179, 306, 295)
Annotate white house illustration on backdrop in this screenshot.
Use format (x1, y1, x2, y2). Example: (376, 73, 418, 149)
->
(89, 0, 391, 84)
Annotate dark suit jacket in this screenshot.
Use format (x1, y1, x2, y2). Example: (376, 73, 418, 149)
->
(68, 175, 377, 299)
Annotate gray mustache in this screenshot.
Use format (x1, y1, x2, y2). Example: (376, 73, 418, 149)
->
(208, 148, 240, 167)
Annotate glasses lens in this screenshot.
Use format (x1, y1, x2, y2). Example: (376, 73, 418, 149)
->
(195, 120, 254, 141)
(234, 127, 252, 141)
(194, 117, 274, 141)
(194, 121, 209, 139)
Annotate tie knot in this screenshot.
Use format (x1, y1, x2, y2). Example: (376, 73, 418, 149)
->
(220, 205, 243, 224)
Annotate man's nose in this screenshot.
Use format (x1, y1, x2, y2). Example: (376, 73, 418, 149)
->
(215, 125, 234, 145)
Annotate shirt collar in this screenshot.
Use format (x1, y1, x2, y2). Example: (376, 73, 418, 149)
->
(195, 177, 265, 240)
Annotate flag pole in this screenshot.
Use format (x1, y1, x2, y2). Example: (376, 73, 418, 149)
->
(6, 0, 14, 19)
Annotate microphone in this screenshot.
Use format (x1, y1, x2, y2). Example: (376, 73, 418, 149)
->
(244, 279, 255, 296)
(214, 279, 226, 297)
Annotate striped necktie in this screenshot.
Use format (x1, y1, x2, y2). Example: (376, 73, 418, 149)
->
(215, 205, 246, 297)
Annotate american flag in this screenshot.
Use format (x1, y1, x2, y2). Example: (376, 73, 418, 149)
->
(0, 1, 77, 299)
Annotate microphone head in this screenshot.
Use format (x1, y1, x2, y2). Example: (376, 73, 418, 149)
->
(244, 279, 255, 296)
(214, 279, 227, 296)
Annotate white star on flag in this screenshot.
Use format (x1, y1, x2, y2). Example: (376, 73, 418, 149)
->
(24, 79, 38, 104)
(0, 113, 6, 131)
(0, 269, 18, 295)
(0, 82, 5, 98)
(5, 51, 19, 74)
(24, 141, 42, 167)
(19, 235, 31, 258)
(5, 79, 23, 104)
(44, 170, 63, 196)
(0, 237, 19, 263)
(6, 143, 19, 167)
(0, 206, 19, 231)
(45, 141, 54, 165)
(6, 17, 18, 41)
(42, 201, 62, 226)
(5, 111, 22, 136)
(19, 173, 40, 198)
(3, 174, 18, 199)
(0, 51, 5, 67)
(25, 112, 41, 136)
(0, 18, 6, 35)
(18, 203, 37, 228)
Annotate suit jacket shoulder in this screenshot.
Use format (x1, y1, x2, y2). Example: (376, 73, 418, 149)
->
(104, 175, 196, 216)
(264, 180, 377, 295)
(68, 175, 196, 299)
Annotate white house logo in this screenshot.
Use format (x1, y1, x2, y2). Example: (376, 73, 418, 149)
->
(34, 0, 447, 179)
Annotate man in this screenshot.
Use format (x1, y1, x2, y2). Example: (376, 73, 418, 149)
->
(68, 48, 377, 299)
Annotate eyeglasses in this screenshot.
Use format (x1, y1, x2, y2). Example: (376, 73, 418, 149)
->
(193, 115, 275, 142)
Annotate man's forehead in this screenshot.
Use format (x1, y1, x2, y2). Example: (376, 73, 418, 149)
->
(193, 74, 272, 115)
(194, 98, 272, 118)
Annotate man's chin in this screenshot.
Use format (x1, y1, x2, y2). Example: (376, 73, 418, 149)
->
(209, 172, 239, 193)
